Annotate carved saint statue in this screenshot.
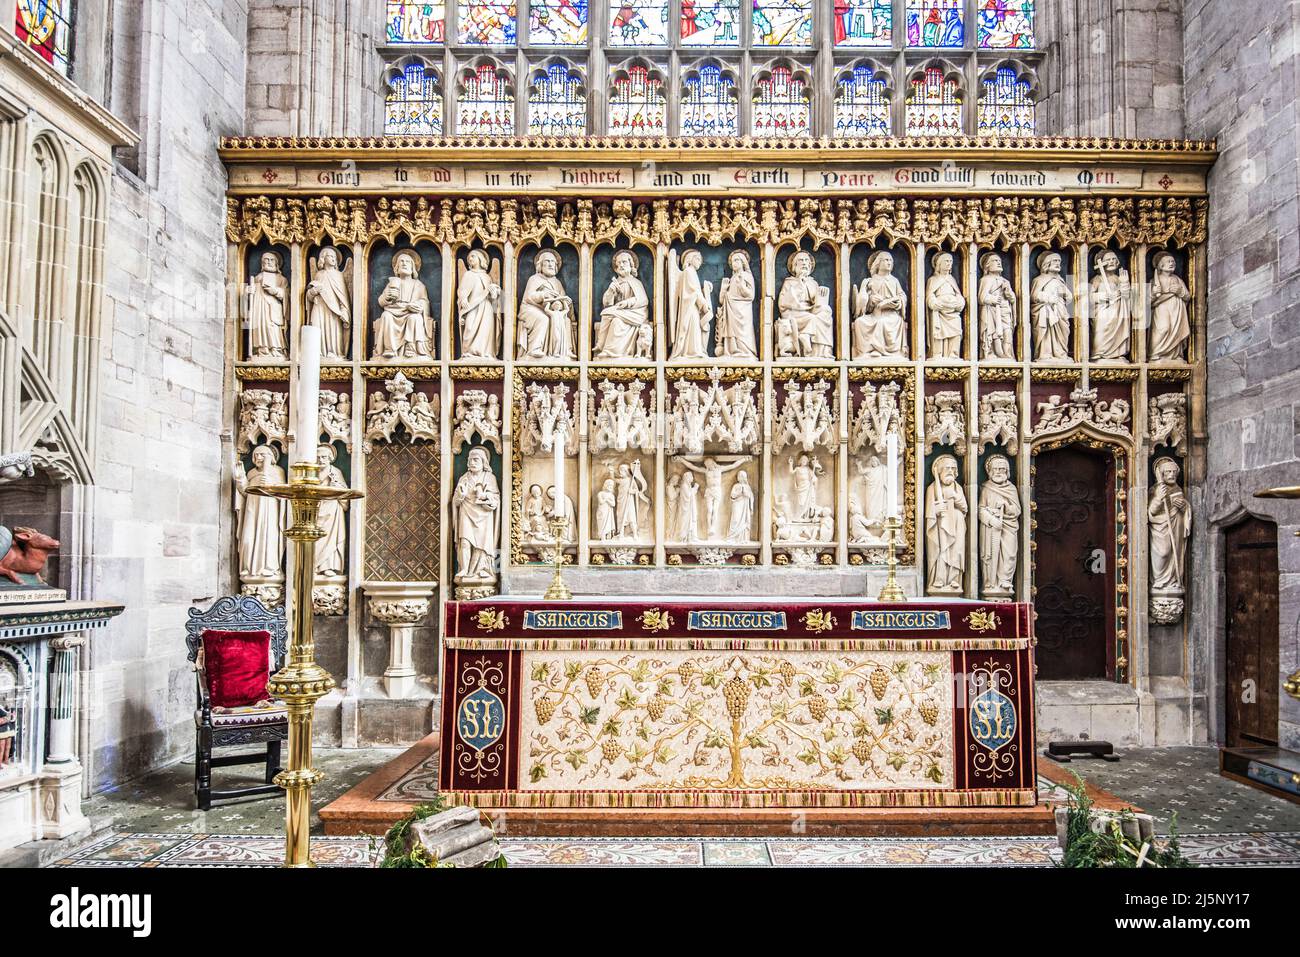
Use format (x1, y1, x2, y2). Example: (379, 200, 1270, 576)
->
(926, 252, 965, 359)
(314, 445, 349, 577)
(979, 253, 1017, 360)
(668, 248, 712, 360)
(522, 483, 549, 540)
(1089, 249, 1132, 360)
(727, 470, 755, 542)
(1148, 456, 1190, 594)
(1149, 252, 1191, 361)
(451, 447, 500, 584)
(925, 453, 967, 594)
(614, 461, 650, 538)
(237, 444, 286, 579)
(306, 247, 352, 360)
(595, 249, 652, 360)
(547, 485, 578, 543)
(852, 250, 909, 360)
(457, 249, 502, 360)
(1031, 251, 1072, 361)
(777, 250, 834, 359)
(248, 251, 288, 360)
(857, 455, 888, 536)
(716, 250, 757, 359)
(595, 479, 617, 540)
(669, 472, 702, 542)
(372, 249, 433, 360)
(789, 454, 823, 521)
(679, 457, 746, 540)
(517, 249, 576, 361)
(978, 454, 1020, 598)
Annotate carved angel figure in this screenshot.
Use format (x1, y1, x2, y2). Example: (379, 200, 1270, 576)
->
(372, 249, 433, 360)
(457, 249, 502, 360)
(306, 246, 353, 360)
(667, 248, 712, 360)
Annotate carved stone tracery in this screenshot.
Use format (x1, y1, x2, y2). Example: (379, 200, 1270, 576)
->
(363, 372, 440, 451)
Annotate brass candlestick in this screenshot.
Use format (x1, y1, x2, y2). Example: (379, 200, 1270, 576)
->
(877, 515, 907, 603)
(544, 514, 572, 601)
(247, 460, 362, 867)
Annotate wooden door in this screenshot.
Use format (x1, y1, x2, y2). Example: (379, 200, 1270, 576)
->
(1225, 517, 1280, 747)
(1033, 447, 1111, 680)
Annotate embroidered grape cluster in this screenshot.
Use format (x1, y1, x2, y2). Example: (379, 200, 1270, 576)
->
(777, 660, 797, 683)
(534, 696, 556, 724)
(601, 739, 622, 762)
(919, 701, 939, 726)
(808, 694, 828, 721)
(646, 694, 667, 721)
(852, 740, 872, 764)
(723, 675, 750, 720)
(585, 666, 605, 698)
(869, 667, 891, 701)
(677, 661, 695, 683)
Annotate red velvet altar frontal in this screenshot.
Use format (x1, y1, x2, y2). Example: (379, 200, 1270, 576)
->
(440, 600, 1036, 809)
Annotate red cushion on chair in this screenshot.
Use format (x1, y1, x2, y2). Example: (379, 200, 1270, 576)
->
(202, 630, 272, 708)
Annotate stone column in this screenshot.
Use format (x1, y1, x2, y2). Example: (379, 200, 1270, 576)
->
(41, 634, 87, 839)
(363, 582, 436, 699)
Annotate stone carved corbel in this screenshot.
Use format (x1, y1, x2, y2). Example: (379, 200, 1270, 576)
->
(364, 581, 436, 699)
(451, 389, 503, 453)
(0, 451, 34, 483)
(923, 391, 966, 455)
(236, 389, 289, 453)
(363, 372, 440, 452)
(1147, 393, 1187, 456)
(976, 391, 1019, 453)
(772, 379, 837, 454)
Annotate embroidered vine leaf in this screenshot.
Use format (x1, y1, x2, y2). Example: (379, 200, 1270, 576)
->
(615, 689, 639, 710)
(874, 707, 893, 727)
(601, 718, 621, 737)
(579, 706, 601, 725)
(926, 763, 944, 784)
(529, 763, 546, 782)
(704, 731, 729, 749)
(530, 662, 550, 681)
(565, 750, 586, 770)
(564, 661, 582, 679)
(887, 753, 907, 771)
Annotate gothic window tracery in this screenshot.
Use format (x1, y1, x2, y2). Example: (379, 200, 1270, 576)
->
(753, 64, 811, 137)
(682, 62, 739, 136)
(458, 61, 515, 135)
(528, 62, 586, 136)
(977, 64, 1035, 135)
(834, 63, 891, 137)
(385, 60, 443, 135)
(905, 64, 961, 135)
(608, 63, 667, 135)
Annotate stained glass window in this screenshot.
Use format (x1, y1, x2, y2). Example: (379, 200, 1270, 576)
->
(834, 0, 893, 47)
(609, 2, 669, 45)
(905, 66, 961, 135)
(682, 0, 741, 46)
(386, 62, 443, 135)
(977, 0, 1034, 48)
(905, 0, 964, 47)
(15, 0, 73, 73)
(386, 1, 446, 43)
(608, 65, 666, 135)
(529, 0, 588, 44)
(752, 0, 813, 47)
(458, 1, 517, 44)
(458, 63, 514, 135)
(753, 66, 810, 137)
(977, 66, 1034, 135)
(528, 63, 586, 136)
(681, 64, 738, 136)
(834, 65, 890, 137)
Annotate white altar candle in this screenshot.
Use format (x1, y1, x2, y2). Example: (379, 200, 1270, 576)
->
(552, 419, 566, 519)
(294, 324, 321, 465)
(886, 431, 899, 519)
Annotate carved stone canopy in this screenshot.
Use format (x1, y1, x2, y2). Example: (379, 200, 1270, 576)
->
(237, 389, 289, 453)
(664, 368, 760, 455)
(923, 391, 967, 454)
(1147, 393, 1187, 456)
(977, 391, 1019, 453)
(519, 382, 578, 456)
(363, 372, 439, 452)
(1030, 386, 1131, 443)
(850, 381, 904, 455)
(451, 389, 503, 453)
(772, 379, 837, 454)
(590, 379, 655, 454)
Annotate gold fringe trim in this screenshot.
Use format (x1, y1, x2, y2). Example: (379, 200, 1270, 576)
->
(441, 788, 1037, 809)
(445, 636, 1030, 652)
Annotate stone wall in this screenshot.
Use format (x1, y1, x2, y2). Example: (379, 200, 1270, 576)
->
(1184, 0, 1300, 750)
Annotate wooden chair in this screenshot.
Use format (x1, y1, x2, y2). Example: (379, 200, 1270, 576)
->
(186, 595, 288, 810)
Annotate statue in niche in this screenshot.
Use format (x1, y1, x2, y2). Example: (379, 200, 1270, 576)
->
(306, 247, 353, 360)
(547, 485, 578, 543)
(925, 454, 967, 594)
(789, 454, 824, 521)
(1031, 251, 1072, 360)
(848, 498, 872, 543)
(926, 252, 965, 359)
(978, 455, 1020, 598)
(679, 457, 747, 540)
(1149, 252, 1191, 361)
(668, 248, 712, 360)
(979, 253, 1017, 360)
(669, 472, 701, 542)
(517, 249, 576, 361)
(372, 249, 433, 360)
(456, 249, 502, 360)
(853, 454, 888, 540)
(776, 250, 834, 359)
(236, 444, 286, 579)
(451, 447, 500, 585)
(716, 250, 757, 359)
(1148, 456, 1190, 595)
(314, 445, 349, 577)
(594, 249, 651, 360)
(1089, 249, 1132, 360)
(595, 479, 617, 541)
(613, 461, 650, 539)
(248, 251, 288, 360)
(852, 250, 909, 360)
(522, 484, 550, 541)
(727, 470, 755, 543)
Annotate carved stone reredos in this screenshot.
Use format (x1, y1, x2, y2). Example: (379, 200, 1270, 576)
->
(923, 391, 966, 454)
(319, 388, 353, 450)
(362, 371, 439, 452)
(1030, 386, 1132, 442)
(451, 389, 503, 453)
(1147, 393, 1187, 456)
(519, 382, 578, 455)
(237, 388, 289, 453)
(772, 378, 837, 454)
(977, 391, 1019, 453)
(589, 379, 655, 454)
(850, 381, 904, 455)
(665, 368, 760, 455)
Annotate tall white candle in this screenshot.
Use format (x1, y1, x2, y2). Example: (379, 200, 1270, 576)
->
(551, 419, 566, 519)
(885, 431, 899, 519)
(294, 324, 321, 465)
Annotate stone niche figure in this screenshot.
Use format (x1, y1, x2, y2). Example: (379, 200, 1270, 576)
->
(852, 250, 909, 360)
(668, 248, 712, 360)
(517, 249, 576, 361)
(926, 252, 965, 359)
(1149, 252, 1191, 361)
(977, 454, 1020, 598)
(925, 453, 967, 595)
(248, 251, 288, 360)
(614, 461, 650, 538)
(716, 250, 757, 359)
(1031, 251, 1072, 361)
(727, 470, 755, 542)
(777, 250, 835, 359)
(595, 479, 617, 540)
(237, 444, 287, 578)
(306, 247, 352, 360)
(1089, 249, 1132, 360)
(1148, 456, 1191, 596)
(372, 249, 433, 360)
(680, 456, 746, 540)
(314, 444, 349, 576)
(595, 249, 652, 360)
(669, 471, 702, 542)
(979, 253, 1017, 360)
(457, 249, 502, 360)
(451, 447, 500, 585)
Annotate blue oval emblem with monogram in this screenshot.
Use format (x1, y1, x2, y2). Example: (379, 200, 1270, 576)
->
(456, 685, 505, 752)
(969, 688, 1017, 753)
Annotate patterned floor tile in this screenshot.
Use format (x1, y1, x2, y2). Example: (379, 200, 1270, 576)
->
(495, 839, 703, 867)
(1174, 832, 1300, 866)
(702, 841, 772, 866)
(50, 834, 375, 868)
(765, 837, 1059, 867)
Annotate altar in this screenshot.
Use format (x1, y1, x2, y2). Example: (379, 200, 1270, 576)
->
(439, 597, 1035, 810)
